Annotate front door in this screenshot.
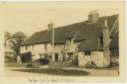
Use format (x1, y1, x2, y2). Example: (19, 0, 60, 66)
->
(55, 53, 58, 62)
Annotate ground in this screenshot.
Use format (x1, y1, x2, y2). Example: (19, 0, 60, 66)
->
(5, 64, 119, 77)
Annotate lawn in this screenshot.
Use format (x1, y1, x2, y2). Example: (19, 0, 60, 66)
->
(12, 68, 90, 76)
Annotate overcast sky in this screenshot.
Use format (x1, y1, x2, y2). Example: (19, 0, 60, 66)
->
(0, 2, 123, 36)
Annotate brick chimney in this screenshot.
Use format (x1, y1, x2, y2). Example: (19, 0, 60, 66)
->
(103, 19, 111, 67)
(103, 19, 110, 51)
(48, 21, 53, 31)
(88, 10, 99, 24)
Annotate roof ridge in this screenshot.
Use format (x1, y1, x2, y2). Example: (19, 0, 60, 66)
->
(39, 14, 119, 32)
(22, 14, 119, 46)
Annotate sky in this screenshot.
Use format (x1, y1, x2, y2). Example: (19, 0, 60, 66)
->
(0, 2, 124, 36)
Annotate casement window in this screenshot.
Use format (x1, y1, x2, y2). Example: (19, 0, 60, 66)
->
(99, 33, 103, 47)
(85, 51, 91, 55)
(110, 49, 119, 57)
(55, 53, 59, 62)
(67, 52, 73, 56)
(84, 49, 91, 55)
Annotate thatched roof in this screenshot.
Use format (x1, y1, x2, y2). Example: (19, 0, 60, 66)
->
(22, 14, 119, 51)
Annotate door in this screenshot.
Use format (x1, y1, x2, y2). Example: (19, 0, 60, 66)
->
(55, 53, 58, 62)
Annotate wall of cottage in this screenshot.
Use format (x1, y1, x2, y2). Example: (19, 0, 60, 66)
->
(54, 45, 64, 53)
(20, 43, 66, 61)
(78, 51, 108, 68)
(21, 44, 110, 67)
(20, 38, 80, 62)
(20, 44, 51, 61)
(91, 51, 105, 67)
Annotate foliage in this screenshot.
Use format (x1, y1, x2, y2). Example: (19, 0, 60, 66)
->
(9, 32, 27, 56)
(21, 52, 32, 63)
(85, 61, 97, 68)
(5, 31, 27, 59)
(4, 32, 12, 47)
(37, 58, 49, 65)
(13, 68, 89, 76)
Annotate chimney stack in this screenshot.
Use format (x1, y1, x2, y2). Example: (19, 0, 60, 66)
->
(88, 10, 99, 24)
(103, 19, 111, 67)
(104, 19, 108, 27)
(48, 21, 53, 31)
(48, 21, 55, 61)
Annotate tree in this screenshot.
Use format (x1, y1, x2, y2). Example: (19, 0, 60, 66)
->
(4, 32, 12, 47)
(9, 32, 27, 58)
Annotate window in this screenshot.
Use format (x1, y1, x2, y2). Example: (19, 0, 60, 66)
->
(67, 52, 73, 56)
(99, 33, 103, 47)
(55, 53, 59, 62)
(84, 50, 91, 55)
(110, 49, 119, 57)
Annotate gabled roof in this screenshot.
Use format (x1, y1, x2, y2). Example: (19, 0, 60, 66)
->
(21, 14, 119, 51)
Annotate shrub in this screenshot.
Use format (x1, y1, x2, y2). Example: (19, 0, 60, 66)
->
(85, 61, 96, 68)
(21, 52, 32, 63)
(26, 62, 39, 68)
(38, 58, 49, 65)
(26, 63, 33, 68)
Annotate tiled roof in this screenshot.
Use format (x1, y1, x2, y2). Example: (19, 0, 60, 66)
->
(22, 14, 119, 51)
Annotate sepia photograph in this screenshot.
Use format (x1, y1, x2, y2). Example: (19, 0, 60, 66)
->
(0, 1, 126, 83)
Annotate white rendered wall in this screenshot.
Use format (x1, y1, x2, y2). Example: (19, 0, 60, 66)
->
(54, 45, 64, 53)
(78, 52, 91, 67)
(20, 41, 80, 62)
(78, 52, 86, 67)
(20, 46, 31, 53)
(32, 44, 45, 55)
(78, 51, 109, 68)
(91, 51, 104, 67)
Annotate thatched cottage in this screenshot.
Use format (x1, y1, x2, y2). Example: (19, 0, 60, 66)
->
(20, 11, 119, 67)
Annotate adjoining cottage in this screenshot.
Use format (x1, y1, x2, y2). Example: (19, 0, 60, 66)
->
(20, 11, 119, 68)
